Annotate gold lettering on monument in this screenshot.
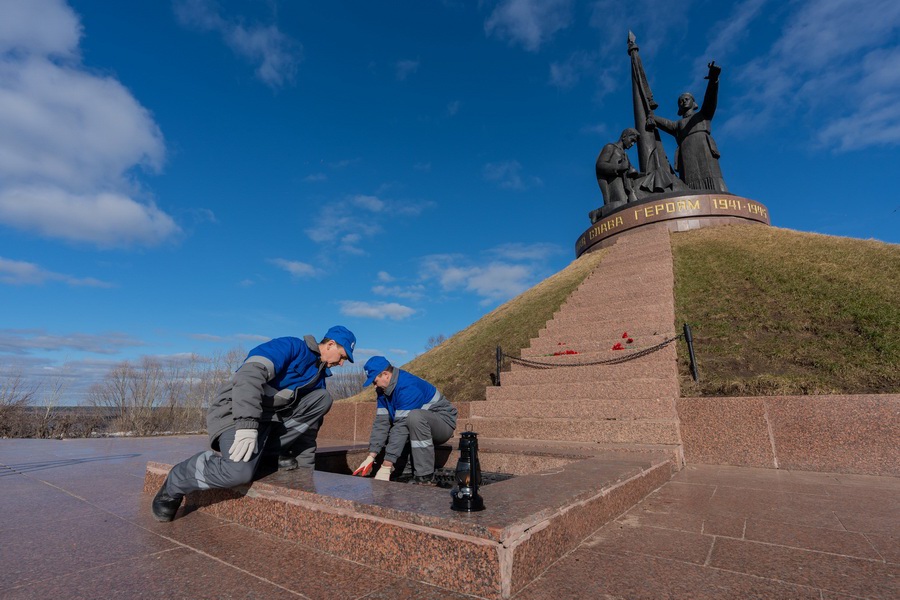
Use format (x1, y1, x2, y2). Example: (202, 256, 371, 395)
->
(712, 197, 743, 211)
(588, 216, 624, 239)
(635, 199, 700, 220)
(746, 202, 768, 218)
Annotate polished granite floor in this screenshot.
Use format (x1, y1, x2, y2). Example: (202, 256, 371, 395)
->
(1, 435, 897, 599)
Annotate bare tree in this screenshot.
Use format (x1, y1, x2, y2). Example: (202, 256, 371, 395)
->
(33, 373, 69, 438)
(425, 334, 447, 351)
(328, 366, 366, 400)
(0, 371, 38, 437)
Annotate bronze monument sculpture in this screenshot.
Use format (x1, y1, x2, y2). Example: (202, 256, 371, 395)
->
(592, 128, 641, 221)
(578, 31, 770, 255)
(647, 61, 728, 192)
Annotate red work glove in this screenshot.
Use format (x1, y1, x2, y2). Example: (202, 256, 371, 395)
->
(353, 455, 375, 476)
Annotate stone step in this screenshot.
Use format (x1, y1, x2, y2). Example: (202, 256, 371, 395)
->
(553, 303, 674, 322)
(484, 380, 679, 403)
(462, 416, 682, 445)
(549, 310, 674, 330)
(146, 444, 675, 600)
(587, 247, 673, 266)
(473, 397, 677, 420)
(523, 334, 671, 356)
(539, 323, 675, 342)
(506, 348, 677, 378)
(576, 277, 674, 293)
(564, 286, 673, 304)
(560, 289, 673, 308)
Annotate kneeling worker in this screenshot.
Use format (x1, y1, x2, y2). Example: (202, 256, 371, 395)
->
(353, 356, 457, 484)
(151, 326, 356, 522)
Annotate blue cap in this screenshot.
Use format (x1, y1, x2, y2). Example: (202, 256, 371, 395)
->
(324, 325, 356, 363)
(363, 356, 391, 386)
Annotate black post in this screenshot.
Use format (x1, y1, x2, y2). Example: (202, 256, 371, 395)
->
(495, 345, 502, 386)
(683, 323, 699, 382)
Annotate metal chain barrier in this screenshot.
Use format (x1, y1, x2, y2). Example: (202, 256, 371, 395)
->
(494, 323, 698, 383)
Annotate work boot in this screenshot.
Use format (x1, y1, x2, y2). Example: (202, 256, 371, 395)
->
(151, 482, 183, 522)
(411, 473, 437, 486)
(278, 455, 299, 471)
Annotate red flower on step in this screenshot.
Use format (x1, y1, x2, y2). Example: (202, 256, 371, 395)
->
(627, 338, 634, 344)
(557, 342, 565, 345)
(553, 349, 579, 356)
(622, 332, 629, 338)
(612, 342, 625, 350)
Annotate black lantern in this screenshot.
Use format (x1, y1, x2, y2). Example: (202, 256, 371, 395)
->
(451, 430, 484, 512)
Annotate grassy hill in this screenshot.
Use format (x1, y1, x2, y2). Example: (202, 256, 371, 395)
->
(341, 224, 899, 404)
(673, 225, 900, 396)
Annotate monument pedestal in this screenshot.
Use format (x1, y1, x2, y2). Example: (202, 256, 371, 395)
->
(577, 192, 770, 257)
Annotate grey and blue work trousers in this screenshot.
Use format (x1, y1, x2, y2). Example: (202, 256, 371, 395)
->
(405, 409, 455, 477)
(164, 389, 332, 497)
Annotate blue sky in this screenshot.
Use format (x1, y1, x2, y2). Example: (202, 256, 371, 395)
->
(2, 0, 899, 403)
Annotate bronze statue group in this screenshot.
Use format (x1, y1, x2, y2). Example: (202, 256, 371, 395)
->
(592, 32, 729, 224)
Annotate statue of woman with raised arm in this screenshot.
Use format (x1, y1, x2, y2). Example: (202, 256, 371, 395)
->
(647, 61, 728, 192)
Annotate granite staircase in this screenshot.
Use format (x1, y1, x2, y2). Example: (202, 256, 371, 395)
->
(468, 224, 683, 461)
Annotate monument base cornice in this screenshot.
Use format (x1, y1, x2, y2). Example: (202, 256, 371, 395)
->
(576, 192, 770, 257)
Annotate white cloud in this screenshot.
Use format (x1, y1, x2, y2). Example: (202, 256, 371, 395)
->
(422, 255, 534, 304)
(372, 284, 426, 301)
(268, 258, 321, 278)
(0, 328, 143, 355)
(414, 161, 432, 172)
(0, 187, 178, 247)
(419, 242, 559, 305)
(0, 0, 81, 58)
(588, 0, 693, 58)
(0, 0, 178, 248)
(0, 257, 112, 287)
(485, 0, 573, 52)
(306, 194, 431, 253)
(173, 0, 301, 88)
(491, 242, 563, 261)
(549, 51, 595, 89)
(340, 301, 416, 320)
(446, 100, 460, 116)
(721, 0, 900, 150)
(352, 195, 386, 212)
(304, 173, 327, 182)
(395, 59, 420, 81)
(693, 0, 767, 81)
(483, 160, 542, 190)
(377, 271, 395, 282)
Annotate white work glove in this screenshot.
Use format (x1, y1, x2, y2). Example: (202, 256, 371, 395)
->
(228, 428, 258, 462)
(353, 455, 375, 476)
(373, 464, 393, 481)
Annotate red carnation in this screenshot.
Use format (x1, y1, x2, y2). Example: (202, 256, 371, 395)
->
(612, 342, 624, 350)
(627, 338, 634, 344)
(622, 332, 628, 338)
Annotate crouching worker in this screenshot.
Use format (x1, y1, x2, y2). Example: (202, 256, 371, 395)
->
(353, 356, 457, 485)
(151, 326, 356, 522)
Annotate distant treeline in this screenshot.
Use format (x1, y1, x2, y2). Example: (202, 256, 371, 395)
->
(1, 349, 366, 439)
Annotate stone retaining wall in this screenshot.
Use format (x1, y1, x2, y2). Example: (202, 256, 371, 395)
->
(677, 394, 899, 476)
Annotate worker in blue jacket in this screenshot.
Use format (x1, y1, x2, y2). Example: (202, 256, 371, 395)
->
(151, 326, 356, 522)
(353, 356, 457, 484)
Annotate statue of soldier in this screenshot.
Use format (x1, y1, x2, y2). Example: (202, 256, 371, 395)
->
(647, 61, 728, 192)
(595, 128, 642, 213)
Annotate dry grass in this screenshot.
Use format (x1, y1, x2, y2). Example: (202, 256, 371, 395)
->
(339, 249, 608, 404)
(672, 225, 900, 396)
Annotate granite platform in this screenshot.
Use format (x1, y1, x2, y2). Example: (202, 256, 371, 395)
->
(3, 435, 897, 599)
(144, 440, 675, 599)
